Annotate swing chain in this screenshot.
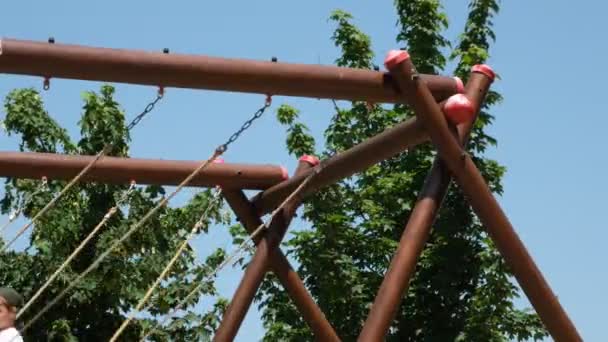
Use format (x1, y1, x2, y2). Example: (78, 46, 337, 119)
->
(126, 89, 164, 131)
(216, 95, 272, 154)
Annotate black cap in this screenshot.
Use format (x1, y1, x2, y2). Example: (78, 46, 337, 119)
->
(0, 287, 23, 308)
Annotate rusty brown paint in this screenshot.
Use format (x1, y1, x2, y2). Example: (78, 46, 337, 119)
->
(359, 72, 493, 341)
(215, 160, 328, 341)
(0, 151, 285, 190)
(222, 190, 340, 342)
(387, 57, 582, 341)
(251, 116, 430, 214)
(0, 38, 460, 104)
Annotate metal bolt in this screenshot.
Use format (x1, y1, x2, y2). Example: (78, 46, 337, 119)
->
(461, 151, 468, 161)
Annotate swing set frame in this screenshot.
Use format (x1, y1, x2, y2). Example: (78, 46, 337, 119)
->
(0, 38, 581, 342)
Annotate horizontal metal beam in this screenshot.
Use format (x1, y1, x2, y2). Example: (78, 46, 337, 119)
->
(0, 151, 287, 189)
(0, 38, 461, 104)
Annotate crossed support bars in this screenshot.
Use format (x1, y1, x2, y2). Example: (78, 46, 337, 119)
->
(0, 38, 581, 341)
(216, 60, 582, 341)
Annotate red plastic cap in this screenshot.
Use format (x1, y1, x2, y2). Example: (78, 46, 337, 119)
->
(384, 50, 410, 69)
(443, 94, 475, 125)
(299, 155, 320, 167)
(453, 77, 465, 93)
(280, 166, 289, 180)
(213, 158, 225, 164)
(472, 64, 495, 81)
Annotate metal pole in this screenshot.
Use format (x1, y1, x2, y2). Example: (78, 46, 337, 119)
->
(251, 115, 433, 215)
(0, 38, 461, 104)
(0, 151, 287, 190)
(222, 189, 340, 341)
(386, 51, 582, 342)
(359, 71, 493, 341)
(214, 158, 319, 341)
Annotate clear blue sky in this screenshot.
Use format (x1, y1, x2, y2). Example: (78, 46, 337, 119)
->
(1, 1, 605, 340)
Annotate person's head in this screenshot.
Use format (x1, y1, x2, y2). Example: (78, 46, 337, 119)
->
(0, 287, 22, 330)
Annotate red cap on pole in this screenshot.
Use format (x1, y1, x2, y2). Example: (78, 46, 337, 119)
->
(443, 94, 475, 125)
(280, 166, 289, 180)
(299, 155, 320, 167)
(384, 50, 410, 69)
(453, 77, 465, 93)
(472, 64, 495, 81)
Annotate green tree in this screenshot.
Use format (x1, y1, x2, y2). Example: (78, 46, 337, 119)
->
(256, 1, 549, 341)
(0, 86, 228, 341)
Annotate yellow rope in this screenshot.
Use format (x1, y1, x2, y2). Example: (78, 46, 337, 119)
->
(1, 147, 109, 252)
(109, 188, 222, 341)
(21, 151, 222, 333)
(16, 182, 136, 319)
(0, 177, 48, 236)
(139, 172, 314, 341)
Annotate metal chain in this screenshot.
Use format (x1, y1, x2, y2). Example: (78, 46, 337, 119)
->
(126, 89, 164, 131)
(216, 95, 271, 154)
(21, 95, 273, 334)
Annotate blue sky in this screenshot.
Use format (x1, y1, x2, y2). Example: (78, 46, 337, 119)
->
(1, 1, 605, 340)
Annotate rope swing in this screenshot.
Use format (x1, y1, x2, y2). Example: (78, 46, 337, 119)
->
(20, 95, 272, 335)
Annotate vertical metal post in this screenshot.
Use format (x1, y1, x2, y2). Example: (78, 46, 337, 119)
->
(385, 50, 582, 342)
(359, 71, 493, 341)
(214, 158, 327, 341)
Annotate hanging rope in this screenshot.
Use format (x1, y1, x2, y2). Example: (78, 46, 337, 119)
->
(109, 187, 223, 341)
(0, 177, 48, 236)
(20, 96, 272, 334)
(1, 90, 164, 252)
(139, 171, 315, 341)
(16, 181, 137, 319)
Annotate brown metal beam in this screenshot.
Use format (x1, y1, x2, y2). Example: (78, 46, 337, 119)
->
(251, 114, 431, 215)
(215, 158, 321, 341)
(222, 189, 340, 341)
(359, 70, 493, 341)
(386, 51, 582, 341)
(0, 38, 461, 104)
(0, 151, 287, 190)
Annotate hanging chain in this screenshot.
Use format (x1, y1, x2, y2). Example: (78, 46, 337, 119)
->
(216, 95, 272, 154)
(126, 88, 164, 131)
(1, 90, 164, 252)
(21, 94, 273, 334)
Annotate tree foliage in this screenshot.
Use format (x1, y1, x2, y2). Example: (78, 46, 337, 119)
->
(257, 1, 549, 341)
(0, 2, 551, 341)
(1, 86, 228, 341)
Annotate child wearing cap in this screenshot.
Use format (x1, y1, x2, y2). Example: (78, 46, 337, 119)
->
(0, 287, 23, 342)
